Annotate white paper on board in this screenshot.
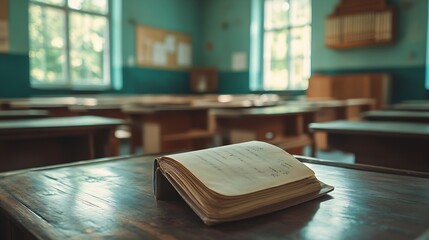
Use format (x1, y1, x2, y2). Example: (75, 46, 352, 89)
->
(177, 42, 192, 66)
(165, 35, 176, 53)
(232, 52, 247, 71)
(152, 42, 167, 65)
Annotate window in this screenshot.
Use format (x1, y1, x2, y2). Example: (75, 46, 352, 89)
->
(29, 0, 110, 89)
(252, 0, 311, 91)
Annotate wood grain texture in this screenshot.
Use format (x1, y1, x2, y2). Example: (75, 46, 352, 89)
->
(0, 155, 428, 239)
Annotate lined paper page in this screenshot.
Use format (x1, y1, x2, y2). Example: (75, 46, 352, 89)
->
(164, 141, 314, 196)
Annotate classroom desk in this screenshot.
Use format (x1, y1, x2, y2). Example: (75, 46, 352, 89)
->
(362, 110, 429, 123)
(123, 105, 216, 154)
(285, 98, 375, 151)
(389, 102, 429, 111)
(285, 98, 375, 121)
(309, 120, 429, 172)
(213, 105, 316, 155)
(0, 116, 124, 172)
(9, 97, 79, 117)
(0, 110, 49, 120)
(0, 155, 428, 240)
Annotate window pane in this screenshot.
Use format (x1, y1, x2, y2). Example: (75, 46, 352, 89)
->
(69, 0, 108, 14)
(69, 12, 109, 86)
(263, 59, 288, 90)
(289, 56, 310, 90)
(263, 30, 289, 90)
(31, 0, 65, 6)
(264, 30, 288, 61)
(290, 0, 311, 26)
(290, 26, 311, 58)
(264, 0, 289, 30)
(29, 4, 66, 84)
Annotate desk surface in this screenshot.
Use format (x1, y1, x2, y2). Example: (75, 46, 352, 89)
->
(0, 110, 49, 120)
(363, 110, 429, 121)
(309, 120, 429, 137)
(0, 116, 124, 132)
(0, 155, 428, 239)
(389, 103, 429, 111)
(213, 105, 316, 118)
(285, 98, 374, 108)
(8, 94, 282, 109)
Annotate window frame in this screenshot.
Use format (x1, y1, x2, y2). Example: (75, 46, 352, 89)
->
(251, 0, 311, 92)
(29, 0, 112, 90)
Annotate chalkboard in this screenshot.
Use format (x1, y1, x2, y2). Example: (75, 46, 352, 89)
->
(135, 25, 192, 70)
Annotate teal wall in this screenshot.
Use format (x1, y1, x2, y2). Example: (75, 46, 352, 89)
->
(200, 0, 252, 94)
(0, 0, 203, 97)
(1, 0, 429, 101)
(311, 0, 428, 102)
(202, 0, 429, 101)
(120, 0, 203, 94)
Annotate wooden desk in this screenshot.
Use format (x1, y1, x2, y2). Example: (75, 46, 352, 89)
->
(363, 110, 429, 123)
(389, 103, 429, 112)
(191, 94, 281, 108)
(284, 99, 375, 151)
(9, 98, 79, 117)
(0, 110, 49, 120)
(0, 116, 124, 172)
(286, 98, 375, 121)
(124, 105, 215, 154)
(213, 105, 316, 155)
(0, 155, 428, 240)
(309, 120, 429, 172)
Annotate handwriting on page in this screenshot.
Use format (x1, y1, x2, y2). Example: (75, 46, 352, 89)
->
(200, 143, 293, 179)
(165, 141, 314, 195)
(168, 141, 311, 195)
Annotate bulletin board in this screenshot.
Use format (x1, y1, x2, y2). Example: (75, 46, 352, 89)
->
(0, 0, 8, 52)
(135, 25, 192, 70)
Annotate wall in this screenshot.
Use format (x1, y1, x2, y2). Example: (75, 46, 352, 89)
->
(312, 0, 429, 102)
(0, 0, 203, 98)
(0, 0, 30, 97)
(201, 0, 253, 94)
(1, 0, 429, 100)
(121, 0, 203, 94)
(202, 0, 429, 101)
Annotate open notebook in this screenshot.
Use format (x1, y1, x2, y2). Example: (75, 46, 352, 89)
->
(154, 141, 334, 225)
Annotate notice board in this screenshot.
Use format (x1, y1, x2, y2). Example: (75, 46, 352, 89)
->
(0, 0, 8, 52)
(135, 25, 192, 70)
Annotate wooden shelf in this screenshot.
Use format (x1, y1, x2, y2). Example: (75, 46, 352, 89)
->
(326, 38, 393, 49)
(325, 0, 396, 49)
